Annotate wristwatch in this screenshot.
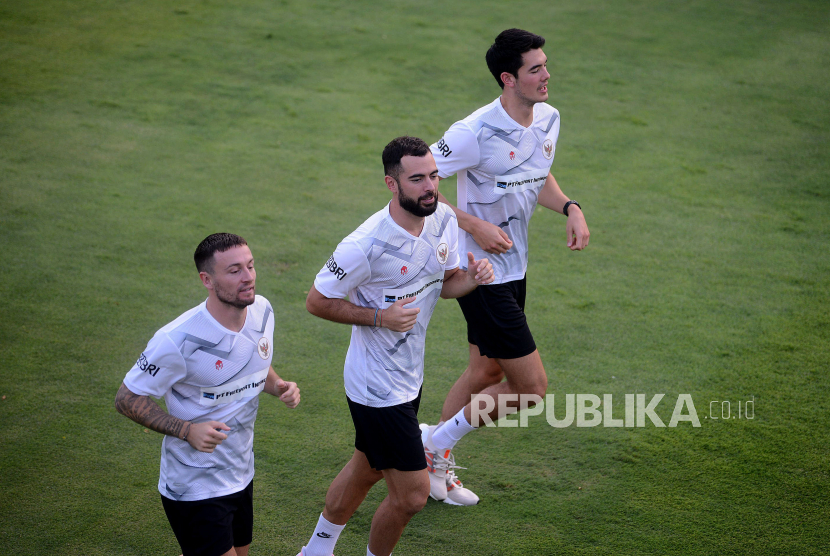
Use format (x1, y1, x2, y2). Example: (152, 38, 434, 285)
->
(563, 200, 581, 216)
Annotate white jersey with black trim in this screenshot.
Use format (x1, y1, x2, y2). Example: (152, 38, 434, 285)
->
(314, 203, 460, 408)
(123, 295, 275, 502)
(431, 97, 560, 283)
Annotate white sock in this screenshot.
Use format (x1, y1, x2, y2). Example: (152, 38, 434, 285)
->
(432, 408, 476, 452)
(367, 547, 383, 556)
(305, 513, 345, 556)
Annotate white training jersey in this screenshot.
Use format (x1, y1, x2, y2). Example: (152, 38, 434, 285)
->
(314, 203, 460, 408)
(431, 97, 560, 283)
(123, 296, 275, 501)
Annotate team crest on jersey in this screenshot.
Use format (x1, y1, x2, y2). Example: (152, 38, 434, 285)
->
(257, 337, 270, 359)
(215, 360, 223, 370)
(509, 151, 515, 160)
(543, 139, 554, 160)
(436, 243, 449, 265)
(401, 266, 408, 275)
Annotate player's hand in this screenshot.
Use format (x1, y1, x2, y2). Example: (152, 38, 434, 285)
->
(566, 207, 590, 251)
(186, 421, 230, 453)
(470, 218, 513, 254)
(381, 297, 420, 333)
(275, 378, 300, 409)
(466, 252, 494, 285)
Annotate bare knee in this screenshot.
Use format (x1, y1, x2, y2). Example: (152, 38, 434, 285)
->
(482, 361, 505, 384)
(503, 378, 547, 401)
(525, 372, 548, 399)
(469, 356, 505, 388)
(390, 482, 429, 517)
(501, 354, 548, 399)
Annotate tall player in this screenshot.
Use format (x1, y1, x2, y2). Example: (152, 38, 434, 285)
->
(115, 233, 300, 556)
(297, 136, 493, 556)
(422, 28, 591, 505)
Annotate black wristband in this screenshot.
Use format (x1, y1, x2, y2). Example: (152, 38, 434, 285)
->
(563, 200, 580, 216)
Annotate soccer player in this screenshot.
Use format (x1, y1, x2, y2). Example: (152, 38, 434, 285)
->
(421, 28, 591, 505)
(115, 233, 300, 556)
(297, 136, 494, 556)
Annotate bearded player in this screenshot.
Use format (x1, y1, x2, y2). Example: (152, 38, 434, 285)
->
(297, 136, 493, 556)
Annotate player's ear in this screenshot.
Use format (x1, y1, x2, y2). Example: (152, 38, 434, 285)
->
(501, 72, 515, 88)
(385, 175, 398, 194)
(199, 271, 214, 290)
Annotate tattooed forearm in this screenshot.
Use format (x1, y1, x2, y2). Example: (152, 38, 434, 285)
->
(115, 383, 190, 440)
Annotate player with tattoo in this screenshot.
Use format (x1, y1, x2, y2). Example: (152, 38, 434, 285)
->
(115, 233, 300, 556)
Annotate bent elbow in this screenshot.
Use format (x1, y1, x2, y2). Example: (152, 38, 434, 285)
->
(305, 296, 320, 317)
(305, 286, 327, 317)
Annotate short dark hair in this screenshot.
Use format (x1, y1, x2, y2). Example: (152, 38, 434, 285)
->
(194, 233, 248, 273)
(485, 28, 546, 89)
(382, 136, 431, 180)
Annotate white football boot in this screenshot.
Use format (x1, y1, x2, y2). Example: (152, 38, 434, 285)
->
(421, 423, 449, 501)
(421, 423, 479, 505)
(444, 467, 480, 506)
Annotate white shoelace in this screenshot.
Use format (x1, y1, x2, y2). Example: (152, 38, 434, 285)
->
(431, 449, 467, 475)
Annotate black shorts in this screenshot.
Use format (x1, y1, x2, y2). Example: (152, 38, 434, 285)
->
(456, 276, 537, 360)
(347, 390, 427, 472)
(161, 480, 254, 556)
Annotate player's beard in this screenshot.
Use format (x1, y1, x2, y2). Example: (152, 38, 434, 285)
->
(214, 282, 255, 309)
(398, 187, 438, 218)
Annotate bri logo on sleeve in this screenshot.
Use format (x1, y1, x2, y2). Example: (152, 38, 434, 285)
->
(436, 138, 452, 157)
(136, 353, 161, 377)
(325, 255, 347, 281)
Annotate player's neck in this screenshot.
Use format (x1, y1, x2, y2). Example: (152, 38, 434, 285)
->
(499, 94, 534, 128)
(206, 296, 248, 332)
(389, 202, 425, 237)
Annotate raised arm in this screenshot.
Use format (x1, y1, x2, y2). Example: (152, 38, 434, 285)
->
(115, 382, 229, 453)
(536, 172, 590, 251)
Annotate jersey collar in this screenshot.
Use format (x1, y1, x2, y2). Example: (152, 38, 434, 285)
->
(384, 202, 432, 240)
(199, 299, 249, 336)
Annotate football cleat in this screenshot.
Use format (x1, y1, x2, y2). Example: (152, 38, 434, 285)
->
(421, 423, 448, 500)
(422, 422, 477, 504)
(421, 423, 480, 506)
(444, 467, 479, 506)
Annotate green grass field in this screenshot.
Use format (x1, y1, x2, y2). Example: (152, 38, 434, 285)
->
(1, 0, 828, 554)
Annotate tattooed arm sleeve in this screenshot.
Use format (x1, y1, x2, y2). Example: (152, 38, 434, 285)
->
(115, 382, 190, 441)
